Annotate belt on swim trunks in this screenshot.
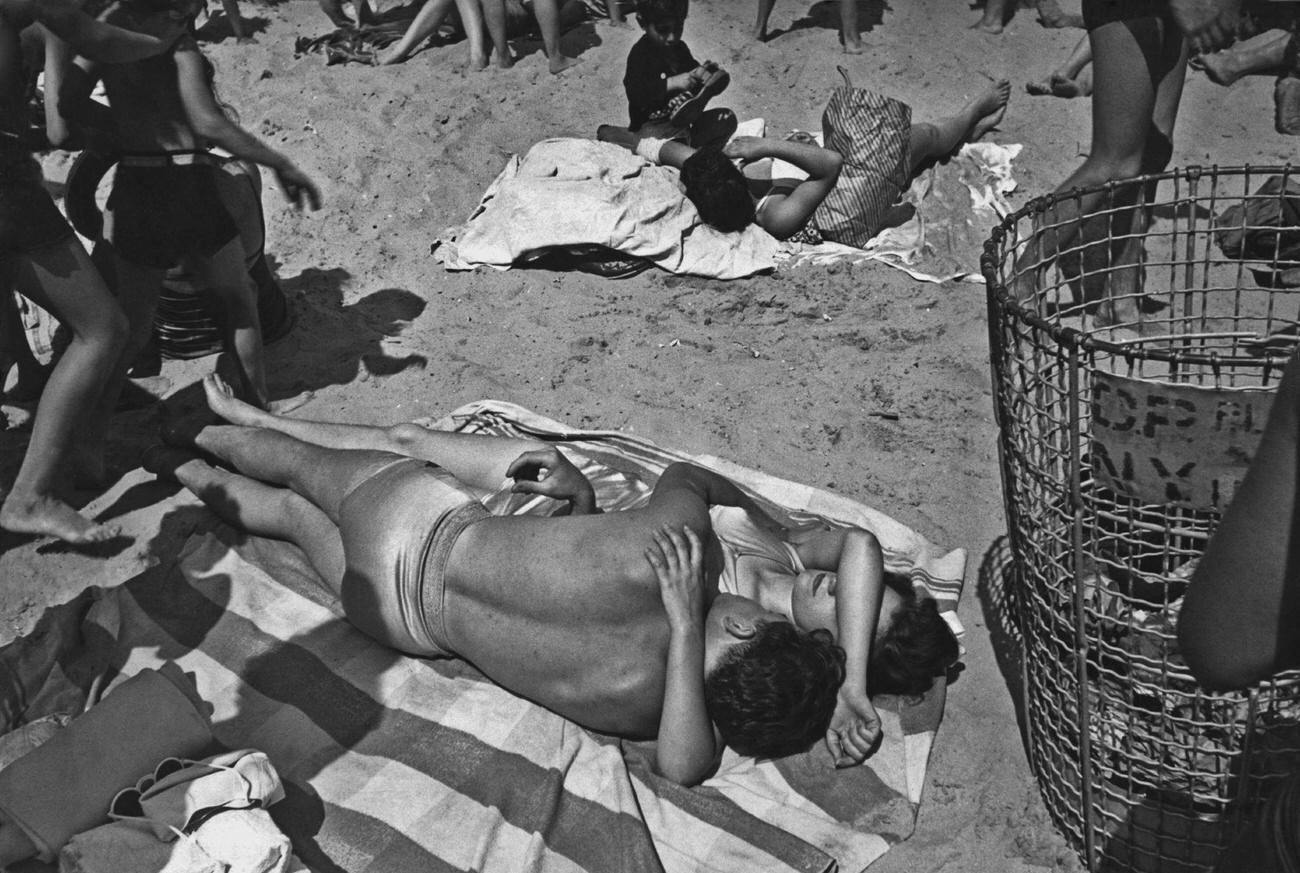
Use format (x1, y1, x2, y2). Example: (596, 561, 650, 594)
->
(117, 151, 217, 168)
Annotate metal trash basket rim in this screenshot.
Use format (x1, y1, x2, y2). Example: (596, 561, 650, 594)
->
(981, 162, 1300, 366)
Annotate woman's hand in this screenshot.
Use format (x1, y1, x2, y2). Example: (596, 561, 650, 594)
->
(825, 687, 881, 767)
(646, 525, 705, 631)
(274, 163, 322, 211)
(507, 446, 596, 512)
(723, 136, 769, 165)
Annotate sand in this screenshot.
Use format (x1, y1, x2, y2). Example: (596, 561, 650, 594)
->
(2, 0, 1294, 870)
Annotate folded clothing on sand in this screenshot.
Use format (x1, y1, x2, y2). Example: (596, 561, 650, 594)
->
(0, 663, 213, 863)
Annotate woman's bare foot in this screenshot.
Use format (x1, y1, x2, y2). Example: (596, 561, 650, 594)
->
(469, 50, 489, 71)
(548, 53, 580, 74)
(1194, 50, 1245, 86)
(0, 491, 120, 544)
(1029, 70, 1091, 99)
(494, 51, 514, 69)
(203, 373, 268, 427)
(1276, 75, 1300, 135)
(376, 45, 410, 65)
(841, 37, 863, 54)
(972, 18, 1003, 34)
(267, 390, 315, 416)
(969, 79, 1012, 141)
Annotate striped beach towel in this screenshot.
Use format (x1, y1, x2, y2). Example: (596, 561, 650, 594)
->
(0, 403, 966, 873)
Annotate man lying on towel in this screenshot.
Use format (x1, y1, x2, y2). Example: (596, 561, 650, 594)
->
(147, 375, 942, 785)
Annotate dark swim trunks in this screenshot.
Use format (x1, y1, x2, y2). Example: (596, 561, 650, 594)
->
(0, 152, 76, 256)
(107, 156, 239, 269)
(1082, 0, 1170, 30)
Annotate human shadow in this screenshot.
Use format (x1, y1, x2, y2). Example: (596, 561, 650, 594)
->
(195, 11, 272, 42)
(765, 0, 888, 41)
(976, 535, 1029, 745)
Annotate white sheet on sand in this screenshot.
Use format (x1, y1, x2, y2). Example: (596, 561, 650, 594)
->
(433, 138, 781, 279)
(432, 129, 1021, 283)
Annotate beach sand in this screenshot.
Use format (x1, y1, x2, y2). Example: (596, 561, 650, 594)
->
(2, 1, 1293, 869)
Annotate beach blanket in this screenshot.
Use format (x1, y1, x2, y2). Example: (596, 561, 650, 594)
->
(432, 138, 781, 280)
(0, 402, 966, 873)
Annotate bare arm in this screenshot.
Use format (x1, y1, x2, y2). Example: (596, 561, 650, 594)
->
(648, 526, 722, 786)
(1178, 350, 1300, 690)
(174, 38, 321, 210)
(32, 0, 184, 64)
(723, 136, 841, 240)
(794, 527, 884, 765)
(38, 25, 70, 146)
(649, 462, 784, 533)
(505, 446, 599, 514)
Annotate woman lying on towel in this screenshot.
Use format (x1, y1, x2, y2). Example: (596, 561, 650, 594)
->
(599, 68, 1010, 247)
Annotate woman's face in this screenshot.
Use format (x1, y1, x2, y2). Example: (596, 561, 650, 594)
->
(790, 570, 905, 641)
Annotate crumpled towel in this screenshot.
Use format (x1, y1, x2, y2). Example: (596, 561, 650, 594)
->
(60, 808, 301, 873)
(0, 663, 213, 863)
(433, 138, 780, 279)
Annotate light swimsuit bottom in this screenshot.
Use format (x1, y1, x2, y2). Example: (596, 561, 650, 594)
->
(336, 457, 490, 657)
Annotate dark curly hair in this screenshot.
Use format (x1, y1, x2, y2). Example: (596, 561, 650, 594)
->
(635, 0, 686, 24)
(869, 589, 959, 699)
(704, 621, 846, 759)
(680, 147, 755, 234)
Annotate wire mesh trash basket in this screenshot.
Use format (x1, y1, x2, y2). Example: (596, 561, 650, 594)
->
(982, 165, 1300, 873)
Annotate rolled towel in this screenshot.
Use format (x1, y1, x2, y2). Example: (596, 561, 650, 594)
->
(0, 663, 213, 863)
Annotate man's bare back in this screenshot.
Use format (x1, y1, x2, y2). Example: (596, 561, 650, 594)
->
(444, 504, 716, 736)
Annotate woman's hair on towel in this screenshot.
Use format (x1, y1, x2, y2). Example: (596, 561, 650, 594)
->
(680, 147, 756, 234)
(870, 586, 959, 700)
(705, 621, 845, 759)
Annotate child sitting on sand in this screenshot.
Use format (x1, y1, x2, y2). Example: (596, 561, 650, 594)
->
(603, 67, 1010, 247)
(619, 0, 732, 145)
(60, 0, 321, 411)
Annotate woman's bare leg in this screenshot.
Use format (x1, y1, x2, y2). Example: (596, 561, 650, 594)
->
(455, 0, 490, 69)
(479, 0, 514, 67)
(0, 241, 127, 543)
(376, 0, 458, 65)
(754, 0, 776, 40)
(145, 447, 346, 592)
(974, 0, 1006, 34)
(532, 0, 579, 73)
(186, 237, 268, 409)
(200, 373, 545, 490)
(1010, 15, 1186, 312)
(839, 0, 861, 53)
(907, 79, 1011, 173)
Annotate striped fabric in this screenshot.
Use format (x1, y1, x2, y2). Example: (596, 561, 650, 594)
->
(2, 403, 966, 873)
(813, 88, 913, 249)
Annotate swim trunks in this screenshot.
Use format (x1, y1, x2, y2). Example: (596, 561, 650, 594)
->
(336, 457, 490, 657)
(813, 86, 911, 248)
(0, 150, 76, 257)
(107, 156, 239, 269)
(1082, 0, 1170, 30)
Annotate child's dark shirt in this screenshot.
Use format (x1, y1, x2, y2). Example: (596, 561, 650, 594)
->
(623, 34, 699, 130)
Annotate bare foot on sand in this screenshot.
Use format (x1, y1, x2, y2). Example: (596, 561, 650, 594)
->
(548, 54, 579, 74)
(376, 45, 409, 65)
(842, 38, 863, 54)
(1028, 70, 1091, 98)
(203, 373, 267, 426)
(0, 492, 120, 544)
(469, 51, 489, 71)
(1035, 0, 1083, 28)
(1192, 50, 1245, 86)
(971, 18, 1003, 34)
(970, 79, 1012, 141)
(1276, 75, 1300, 135)
(496, 52, 515, 69)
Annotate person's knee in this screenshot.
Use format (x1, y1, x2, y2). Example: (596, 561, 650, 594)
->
(386, 422, 429, 453)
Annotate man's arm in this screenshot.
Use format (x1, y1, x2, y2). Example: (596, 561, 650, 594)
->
(648, 525, 722, 786)
(1178, 350, 1300, 690)
(28, 0, 184, 63)
(648, 462, 785, 533)
(506, 447, 599, 514)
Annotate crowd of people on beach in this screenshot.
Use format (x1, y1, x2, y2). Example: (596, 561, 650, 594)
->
(3, 0, 1300, 864)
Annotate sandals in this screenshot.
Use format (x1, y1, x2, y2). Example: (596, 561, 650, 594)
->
(669, 68, 731, 128)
